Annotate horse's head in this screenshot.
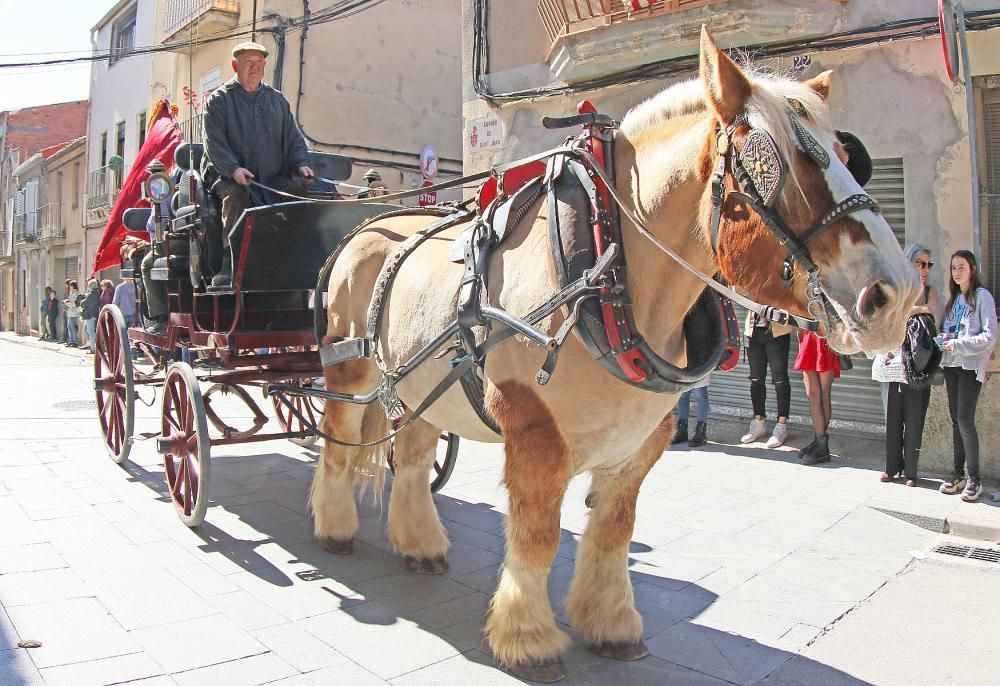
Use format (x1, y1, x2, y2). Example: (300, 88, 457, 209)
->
(700, 27, 920, 353)
(621, 27, 918, 354)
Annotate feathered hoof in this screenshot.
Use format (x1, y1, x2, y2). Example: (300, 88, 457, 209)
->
(405, 554, 449, 575)
(588, 640, 649, 661)
(323, 538, 354, 555)
(506, 655, 567, 683)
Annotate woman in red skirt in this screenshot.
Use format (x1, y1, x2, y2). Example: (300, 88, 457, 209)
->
(794, 331, 840, 464)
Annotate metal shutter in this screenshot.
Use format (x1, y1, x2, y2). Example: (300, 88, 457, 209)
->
(707, 159, 905, 435)
(982, 86, 1000, 306)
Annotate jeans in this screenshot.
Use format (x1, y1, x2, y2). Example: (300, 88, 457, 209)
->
(944, 367, 983, 481)
(884, 382, 930, 480)
(66, 317, 80, 345)
(677, 386, 709, 423)
(747, 327, 791, 418)
(84, 318, 97, 352)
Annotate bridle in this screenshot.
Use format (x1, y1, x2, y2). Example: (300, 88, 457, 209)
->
(708, 104, 880, 334)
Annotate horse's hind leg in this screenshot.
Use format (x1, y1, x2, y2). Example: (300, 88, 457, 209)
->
(309, 358, 378, 554)
(386, 417, 449, 574)
(565, 414, 672, 660)
(484, 382, 573, 683)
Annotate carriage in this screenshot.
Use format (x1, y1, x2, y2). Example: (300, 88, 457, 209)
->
(92, 142, 459, 527)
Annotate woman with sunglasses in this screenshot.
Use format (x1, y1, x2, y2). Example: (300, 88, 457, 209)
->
(937, 250, 997, 502)
(872, 244, 939, 486)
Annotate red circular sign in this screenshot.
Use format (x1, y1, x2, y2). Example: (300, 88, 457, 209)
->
(939, 0, 959, 84)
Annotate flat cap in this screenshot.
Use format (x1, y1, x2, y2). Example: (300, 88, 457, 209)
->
(232, 41, 269, 58)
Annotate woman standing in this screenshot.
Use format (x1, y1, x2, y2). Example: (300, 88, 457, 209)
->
(81, 280, 102, 354)
(64, 280, 81, 347)
(795, 330, 840, 465)
(100, 279, 115, 308)
(740, 312, 793, 448)
(872, 244, 939, 486)
(937, 250, 997, 502)
(671, 377, 711, 448)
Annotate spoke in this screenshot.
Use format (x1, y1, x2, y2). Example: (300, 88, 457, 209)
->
(182, 457, 193, 515)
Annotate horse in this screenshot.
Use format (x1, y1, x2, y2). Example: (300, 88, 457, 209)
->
(309, 27, 920, 682)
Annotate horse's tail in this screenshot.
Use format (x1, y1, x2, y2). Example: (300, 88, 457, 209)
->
(353, 404, 392, 504)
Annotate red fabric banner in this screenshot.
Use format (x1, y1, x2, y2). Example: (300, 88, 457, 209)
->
(91, 101, 182, 277)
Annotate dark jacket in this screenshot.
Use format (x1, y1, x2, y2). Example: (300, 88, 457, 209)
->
(201, 77, 310, 189)
(901, 313, 941, 391)
(82, 287, 102, 320)
(44, 297, 59, 320)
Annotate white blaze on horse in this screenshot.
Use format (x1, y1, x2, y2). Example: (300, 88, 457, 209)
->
(309, 27, 919, 682)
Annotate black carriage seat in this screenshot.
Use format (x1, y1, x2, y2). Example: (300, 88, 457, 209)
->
(303, 151, 352, 199)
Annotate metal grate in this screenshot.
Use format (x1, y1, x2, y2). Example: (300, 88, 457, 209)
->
(54, 400, 97, 411)
(932, 543, 1000, 563)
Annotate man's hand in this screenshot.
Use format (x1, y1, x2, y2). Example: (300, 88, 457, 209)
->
(232, 167, 255, 187)
(298, 165, 315, 185)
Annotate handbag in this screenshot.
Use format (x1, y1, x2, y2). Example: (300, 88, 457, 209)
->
(837, 353, 853, 371)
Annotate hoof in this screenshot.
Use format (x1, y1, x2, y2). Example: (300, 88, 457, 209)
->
(588, 640, 649, 661)
(507, 656, 567, 683)
(323, 538, 354, 555)
(404, 554, 449, 575)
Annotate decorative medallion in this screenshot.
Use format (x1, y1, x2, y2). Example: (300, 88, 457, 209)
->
(789, 113, 830, 169)
(739, 128, 786, 207)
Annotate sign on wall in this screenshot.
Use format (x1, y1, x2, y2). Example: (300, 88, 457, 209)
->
(467, 117, 504, 152)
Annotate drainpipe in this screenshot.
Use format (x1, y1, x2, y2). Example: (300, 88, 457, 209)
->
(956, 4, 981, 256)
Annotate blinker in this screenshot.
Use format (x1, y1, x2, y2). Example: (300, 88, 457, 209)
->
(738, 129, 786, 207)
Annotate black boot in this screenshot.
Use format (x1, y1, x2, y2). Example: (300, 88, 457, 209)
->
(801, 434, 830, 465)
(670, 419, 688, 445)
(210, 255, 232, 289)
(688, 421, 708, 448)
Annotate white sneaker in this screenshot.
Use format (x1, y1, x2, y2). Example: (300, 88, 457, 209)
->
(740, 418, 768, 444)
(765, 422, 788, 448)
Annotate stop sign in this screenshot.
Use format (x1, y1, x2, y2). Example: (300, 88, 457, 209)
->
(417, 180, 437, 207)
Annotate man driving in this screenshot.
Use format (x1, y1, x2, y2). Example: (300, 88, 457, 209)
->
(201, 41, 314, 288)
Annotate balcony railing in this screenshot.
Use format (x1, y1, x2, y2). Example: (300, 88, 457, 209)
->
(86, 165, 122, 215)
(538, 0, 728, 43)
(163, 0, 240, 42)
(37, 204, 65, 241)
(179, 113, 204, 144)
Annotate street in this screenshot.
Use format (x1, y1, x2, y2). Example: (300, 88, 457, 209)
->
(1, 332, 999, 686)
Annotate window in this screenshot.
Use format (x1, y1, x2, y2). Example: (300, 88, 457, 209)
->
(137, 111, 147, 149)
(99, 133, 108, 167)
(981, 81, 1000, 308)
(110, 5, 137, 65)
(115, 121, 126, 185)
(56, 171, 63, 206)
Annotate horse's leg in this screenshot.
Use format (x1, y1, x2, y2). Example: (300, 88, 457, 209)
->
(565, 414, 672, 660)
(309, 358, 376, 554)
(484, 382, 573, 683)
(386, 417, 450, 574)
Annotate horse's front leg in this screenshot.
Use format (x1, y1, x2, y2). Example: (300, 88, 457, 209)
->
(484, 383, 573, 683)
(387, 417, 450, 574)
(565, 414, 672, 660)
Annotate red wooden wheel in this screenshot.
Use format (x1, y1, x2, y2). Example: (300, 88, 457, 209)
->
(94, 305, 134, 464)
(271, 378, 324, 447)
(161, 362, 211, 527)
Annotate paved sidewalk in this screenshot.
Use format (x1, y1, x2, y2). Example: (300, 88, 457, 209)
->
(1, 332, 999, 685)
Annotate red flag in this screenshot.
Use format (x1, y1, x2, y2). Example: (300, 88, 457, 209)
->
(91, 101, 182, 276)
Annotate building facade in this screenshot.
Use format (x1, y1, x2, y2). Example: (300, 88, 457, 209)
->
(460, 0, 1000, 476)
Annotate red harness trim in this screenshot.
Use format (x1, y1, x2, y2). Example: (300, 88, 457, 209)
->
(577, 100, 650, 383)
(476, 161, 547, 212)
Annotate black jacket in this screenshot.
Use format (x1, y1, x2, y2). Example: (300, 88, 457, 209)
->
(82, 287, 102, 320)
(901, 313, 941, 391)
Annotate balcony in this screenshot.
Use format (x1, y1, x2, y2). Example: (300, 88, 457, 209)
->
(86, 165, 122, 222)
(536, 0, 849, 83)
(179, 113, 204, 145)
(162, 0, 240, 44)
(13, 213, 37, 245)
(37, 204, 65, 242)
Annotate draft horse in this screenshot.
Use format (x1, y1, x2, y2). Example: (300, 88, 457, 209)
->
(310, 28, 920, 682)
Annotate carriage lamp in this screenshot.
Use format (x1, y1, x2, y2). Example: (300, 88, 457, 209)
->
(144, 172, 175, 204)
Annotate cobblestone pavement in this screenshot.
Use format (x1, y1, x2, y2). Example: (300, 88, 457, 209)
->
(1, 333, 999, 685)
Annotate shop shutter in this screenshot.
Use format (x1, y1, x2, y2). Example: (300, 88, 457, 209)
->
(982, 85, 1000, 309)
(867, 158, 905, 245)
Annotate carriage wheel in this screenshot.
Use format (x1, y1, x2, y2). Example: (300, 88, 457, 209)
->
(94, 305, 135, 464)
(160, 362, 211, 527)
(389, 432, 460, 494)
(271, 378, 323, 447)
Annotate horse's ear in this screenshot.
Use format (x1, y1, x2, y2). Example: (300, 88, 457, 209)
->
(804, 70, 834, 101)
(699, 25, 751, 126)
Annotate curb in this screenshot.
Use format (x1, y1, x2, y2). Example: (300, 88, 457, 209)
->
(946, 510, 1000, 544)
(0, 332, 90, 360)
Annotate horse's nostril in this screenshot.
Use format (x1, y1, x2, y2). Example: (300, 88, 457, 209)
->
(858, 281, 890, 319)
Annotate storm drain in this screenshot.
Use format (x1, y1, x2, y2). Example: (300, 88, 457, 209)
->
(54, 400, 97, 411)
(932, 543, 1000, 564)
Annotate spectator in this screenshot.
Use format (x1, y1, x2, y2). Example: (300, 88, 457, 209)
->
(740, 311, 793, 448)
(937, 250, 997, 502)
(100, 279, 115, 307)
(671, 377, 710, 448)
(795, 330, 840, 465)
(64, 280, 81, 347)
(59, 279, 71, 343)
(872, 243, 940, 486)
(81, 279, 102, 354)
(44, 289, 59, 343)
(112, 278, 138, 328)
(38, 286, 53, 340)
